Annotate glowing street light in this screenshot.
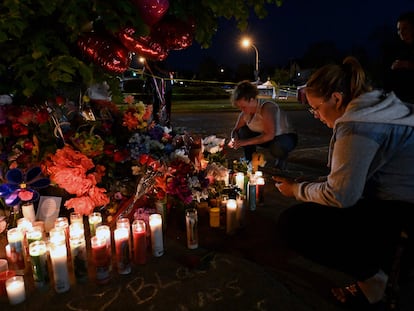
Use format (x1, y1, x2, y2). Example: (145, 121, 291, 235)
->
(241, 38, 259, 82)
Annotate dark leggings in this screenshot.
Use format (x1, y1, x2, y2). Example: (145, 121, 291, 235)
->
(277, 199, 414, 281)
(237, 125, 298, 161)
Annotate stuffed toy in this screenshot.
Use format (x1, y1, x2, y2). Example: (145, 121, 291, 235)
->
(251, 152, 266, 173)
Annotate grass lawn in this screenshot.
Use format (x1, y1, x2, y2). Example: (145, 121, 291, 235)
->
(171, 97, 303, 113)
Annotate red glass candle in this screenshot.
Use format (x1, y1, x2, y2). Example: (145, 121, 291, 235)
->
(132, 220, 147, 265)
(91, 236, 111, 284)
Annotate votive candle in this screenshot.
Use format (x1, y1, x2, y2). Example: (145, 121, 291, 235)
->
(49, 240, 70, 293)
(0, 259, 8, 272)
(21, 202, 36, 223)
(96, 225, 112, 257)
(69, 233, 88, 283)
(209, 207, 220, 228)
(91, 235, 111, 285)
(70, 212, 83, 225)
(29, 240, 49, 288)
(26, 226, 43, 245)
(88, 212, 102, 237)
(149, 214, 164, 257)
(6, 229, 26, 273)
(132, 220, 147, 265)
(235, 172, 245, 193)
(114, 228, 131, 275)
(226, 199, 238, 234)
(5, 275, 25, 305)
(185, 208, 198, 249)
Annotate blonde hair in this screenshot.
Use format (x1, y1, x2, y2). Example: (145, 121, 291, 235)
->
(305, 56, 372, 106)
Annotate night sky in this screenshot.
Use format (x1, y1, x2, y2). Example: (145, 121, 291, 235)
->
(166, 0, 414, 72)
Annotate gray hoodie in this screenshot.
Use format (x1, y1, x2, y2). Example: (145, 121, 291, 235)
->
(295, 90, 414, 207)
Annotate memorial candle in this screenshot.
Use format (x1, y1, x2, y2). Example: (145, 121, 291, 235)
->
(226, 199, 237, 234)
(235, 172, 245, 193)
(96, 225, 112, 257)
(29, 240, 49, 288)
(185, 208, 198, 249)
(114, 228, 131, 275)
(256, 176, 265, 205)
(21, 202, 36, 223)
(236, 195, 245, 228)
(26, 226, 43, 245)
(5, 276, 25, 305)
(91, 236, 111, 284)
(132, 220, 147, 265)
(69, 212, 83, 225)
(149, 214, 164, 257)
(0, 259, 7, 272)
(69, 233, 88, 283)
(6, 228, 26, 273)
(49, 240, 70, 293)
(88, 212, 102, 237)
(54, 217, 69, 242)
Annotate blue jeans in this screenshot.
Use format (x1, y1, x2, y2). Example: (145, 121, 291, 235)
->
(236, 125, 298, 163)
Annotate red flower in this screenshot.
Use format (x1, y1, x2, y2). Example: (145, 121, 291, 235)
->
(12, 123, 28, 136)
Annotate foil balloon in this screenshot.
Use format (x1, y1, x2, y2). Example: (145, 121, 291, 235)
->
(152, 16, 194, 50)
(117, 27, 169, 61)
(130, 0, 169, 26)
(77, 33, 131, 74)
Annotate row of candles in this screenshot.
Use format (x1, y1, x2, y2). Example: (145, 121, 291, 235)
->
(0, 209, 166, 305)
(0, 171, 266, 305)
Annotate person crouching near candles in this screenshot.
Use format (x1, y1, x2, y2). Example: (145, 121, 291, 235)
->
(273, 56, 414, 308)
(228, 80, 297, 170)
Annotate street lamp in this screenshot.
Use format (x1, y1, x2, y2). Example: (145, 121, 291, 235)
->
(241, 38, 259, 82)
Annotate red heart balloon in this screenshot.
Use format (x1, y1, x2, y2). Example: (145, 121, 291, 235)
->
(151, 16, 194, 50)
(130, 0, 169, 26)
(77, 33, 132, 74)
(117, 27, 169, 61)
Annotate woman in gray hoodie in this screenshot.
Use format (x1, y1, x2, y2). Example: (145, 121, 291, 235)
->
(273, 56, 414, 308)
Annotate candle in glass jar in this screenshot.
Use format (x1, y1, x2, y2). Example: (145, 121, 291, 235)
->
(29, 240, 49, 288)
(49, 240, 70, 293)
(256, 176, 265, 205)
(49, 227, 66, 245)
(226, 199, 238, 234)
(91, 236, 111, 284)
(88, 212, 102, 237)
(69, 233, 88, 283)
(17, 218, 32, 235)
(5, 275, 26, 305)
(116, 217, 131, 256)
(209, 207, 220, 228)
(69, 212, 83, 225)
(132, 220, 147, 265)
(236, 195, 245, 228)
(26, 226, 43, 245)
(0, 259, 8, 272)
(149, 214, 164, 257)
(114, 228, 131, 275)
(6, 228, 26, 273)
(54, 217, 69, 240)
(235, 172, 245, 193)
(185, 208, 198, 249)
(21, 202, 36, 223)
(96, 225, 111, 256)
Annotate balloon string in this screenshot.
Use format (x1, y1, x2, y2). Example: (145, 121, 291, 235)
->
(144, 62, 165, 105)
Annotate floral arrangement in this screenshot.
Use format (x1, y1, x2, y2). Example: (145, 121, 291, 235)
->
(122, 95, 153, 131)
(41, 145, 110, 215)
(0, 91, 229, 224)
